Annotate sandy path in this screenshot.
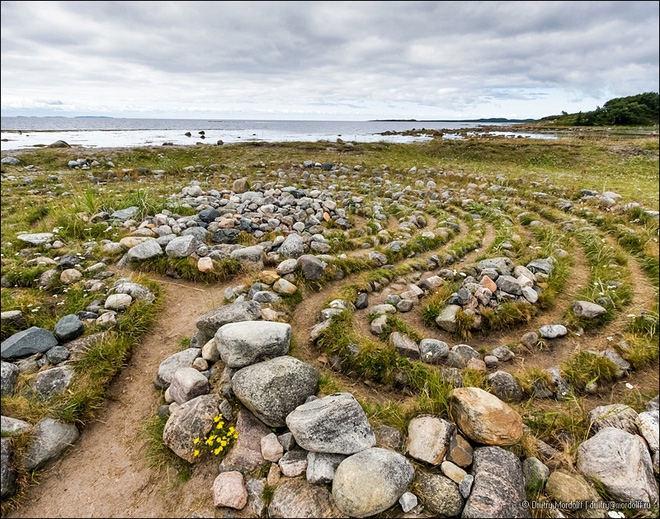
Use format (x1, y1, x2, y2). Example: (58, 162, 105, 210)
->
(9, 274, 242, 519)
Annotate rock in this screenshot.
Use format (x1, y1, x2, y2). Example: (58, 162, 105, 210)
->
(374, 424, 403, 452)
(1, 361, 20, 395)
(414, 471, 464, 517)
(198, 256, 214, 272)
(297, 255, 326, 281)
(268, 477, 342, 518)
(278, 234, 305, 258)
(1, 327, 58, 360)
(125, 239, 163, 262)
(647, 395, 659, 412)
(278, 447, 308, 477)
(544, 470, 603, 517)
(261, 432, 284, 462)
(538, 324, 567, 339)
(636, 411, 659, 453)
(405, 415, 454, 465)
(446, 432, 473, 468)
(162, 394, 221, 464)
(520, 331, 539, 349)
(215, 321, 290, 368)
(104, 293, 133, 311)
(577, 427, 658, 505)
(459, 474, 474, 499)
(332, 447, 414, 518)
(221, 409, 271, 474)
(389, 332, 419, 359)
(168, 367, 210, 404)
(110, 206, 140, 221)
(435, 304, 461, 332)
(112, 280, 156, 303)
(488, 371, 524, 403)
(232, 356, 319, 427)
(286, 392, 376, 455)
(589, 404, 639, 435)
(1, 310, 26, 330)
(441, 460, 467, 484)
(496, 275, 523, 296)
(399, 492, 418, 513)
(522, 457, 550, 493)
(272, 278, 297, 295)
(1, 438, 17, 498)
(196, 300, 262, 344)
(53, 314, 85, 343)
(16, 232, 53, 246)
(418, 338, 449, 364)
(572, 301, 607, 319)
(230, 246, 265, 268)
(477, 257, 515, 276)
(1, 156, 21, 165)
(463, 446, 530, 518)
(492, 345, 514, 362)
(165, 235, 200, 258)
(31, 365, 74, 399)
(155, 348, 201, 390)
(526, 258, 554, 276)
(451, 387, 523, 446)
(23, 417, 79, 470)
(1, 416, 32, 436)
(212, 471, 247, 509)
(306, 452, 346, 484)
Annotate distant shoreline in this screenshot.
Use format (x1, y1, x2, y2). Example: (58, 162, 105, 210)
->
(369, 118, 537, 123)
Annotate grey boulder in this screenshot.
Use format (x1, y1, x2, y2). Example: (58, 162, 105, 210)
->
(23, 417, 79, 470)
(1, 327, 58, 360)
(215, 321, 291, 368)
(286, 392, 376, 455)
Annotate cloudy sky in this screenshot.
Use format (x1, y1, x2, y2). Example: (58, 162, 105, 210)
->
(1, 1, 658, 120)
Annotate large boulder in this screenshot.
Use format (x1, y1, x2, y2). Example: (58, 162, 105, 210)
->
(577, 427, 658, 505)
(277, 234, 305, 259)
(451, 387, 523, 446)
(286, 393, 376, 455)
(232, 356, 319, 427)
(162, 394, 221, 463)
(332, 447, 414, 518)
(125, 239, 163, 262)
(195, 300, 262, 344)
(463, 446, 530, 518)
(22, 417, 80, 470)
(215, 321, 291, 368)
(1, 327, 58, 359)
(165, 235, 200, 258)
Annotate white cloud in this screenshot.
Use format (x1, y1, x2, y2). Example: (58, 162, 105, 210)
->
(1, 1, 657, 120)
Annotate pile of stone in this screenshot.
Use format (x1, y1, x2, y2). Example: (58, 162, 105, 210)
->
(434, 256, 554, 333)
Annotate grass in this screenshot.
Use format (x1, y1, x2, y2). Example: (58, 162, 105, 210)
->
(560, 351, 618, 393)
(1, 130, 658, 512)
(141, 415, 192, 485)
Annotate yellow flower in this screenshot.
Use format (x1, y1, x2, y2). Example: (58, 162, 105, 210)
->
(193, 437, 200, 444)
(221, 440, 227, 447)
(214, 446, 223, 455)
(233, 432, 239, 439)
(209, 434, 217, 441)
(193, 449, 200, 457)
(214, 415, 221, 422)
(228, 427, 235, 433)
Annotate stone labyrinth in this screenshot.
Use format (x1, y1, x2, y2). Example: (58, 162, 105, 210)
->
(1, 156, 658, 517)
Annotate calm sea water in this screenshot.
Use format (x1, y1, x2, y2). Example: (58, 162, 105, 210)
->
(0, 117, 551, 151)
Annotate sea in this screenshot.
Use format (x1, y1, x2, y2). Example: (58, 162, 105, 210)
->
(0, 117, 554, 151)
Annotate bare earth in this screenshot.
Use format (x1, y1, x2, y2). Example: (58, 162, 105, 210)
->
(8, 275, 241, 519)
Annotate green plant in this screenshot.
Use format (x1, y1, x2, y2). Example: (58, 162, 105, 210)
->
(561, 351, 617, 392)
(192, 413, 238, 459)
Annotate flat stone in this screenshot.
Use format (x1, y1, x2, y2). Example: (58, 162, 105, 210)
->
(406, 414, 455, 465)
(215, 321, 291, 368)
(451, 387, 523, 446)
(2, 327, 58, 360)
(23, 417, 79, 470)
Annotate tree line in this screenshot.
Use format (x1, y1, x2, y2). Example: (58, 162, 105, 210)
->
(541, 92, 659, 126)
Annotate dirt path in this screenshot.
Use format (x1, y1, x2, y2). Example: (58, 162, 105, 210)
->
(9, 273, 246, 519)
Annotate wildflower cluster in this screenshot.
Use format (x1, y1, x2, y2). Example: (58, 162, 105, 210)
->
(192, 413, 238, 458)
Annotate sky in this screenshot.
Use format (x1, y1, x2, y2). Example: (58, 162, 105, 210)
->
(1, 1, 658, 121)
